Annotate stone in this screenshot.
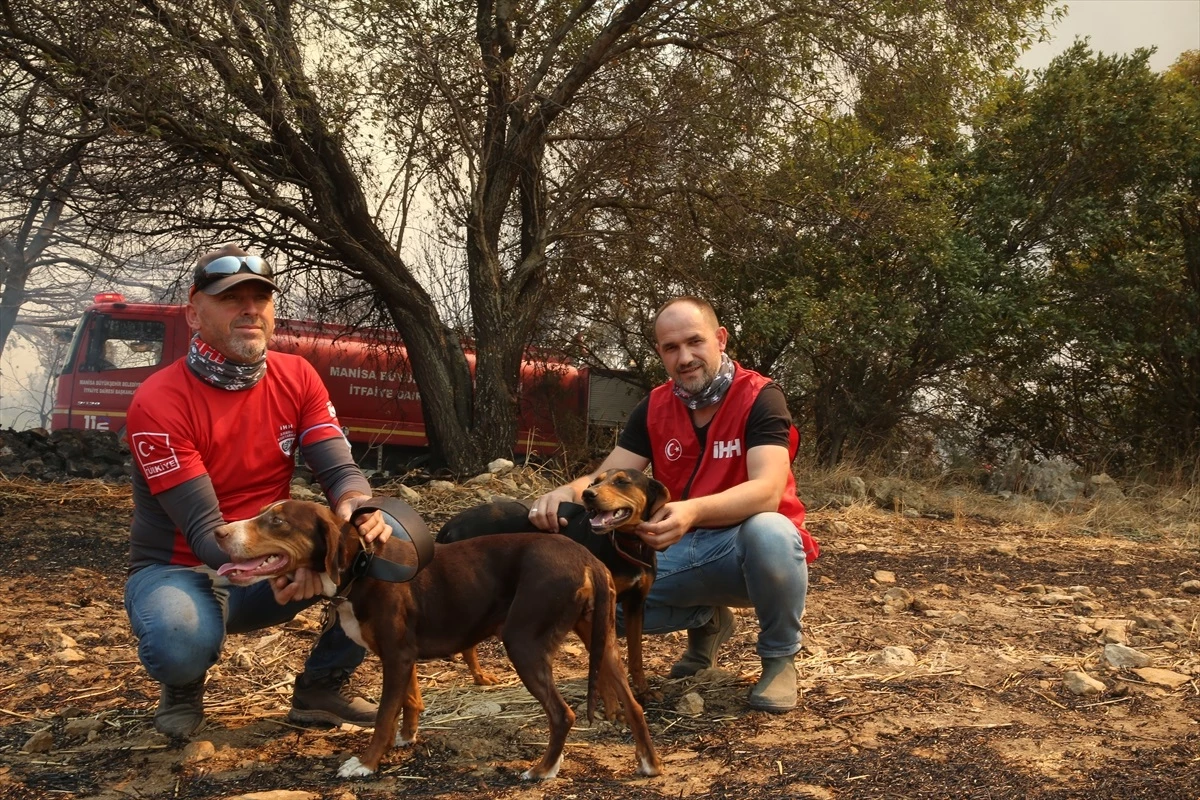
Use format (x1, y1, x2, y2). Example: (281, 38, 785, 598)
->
(881, 587, 914, 612)
(464, 472, 495, 486)
(1132, 668, 1191, 689)
(675, 692, 705, 716)
(869, 646, 917, 667)
(1063, 671, 1106, 696)
(1103, 644, 1152, 669)
(1025, 457, 1084, 503)
(1099, 625, 1130, 645)
(1074, 598, 1101, 616)
(427, 480, 456, 492)
(393, 484, 420, 504)
(181, 740, 216, 764)
(461, 701, 503, 717)
(873, 570, 896, 585)
(868, 478, 925, 512)
(21, 729, 53, 753)
(63, 717, 104, 739)
(487, 458, 515, 474)
(1084, 473, 1125, 501)
(1180, 580, 1200, 594)
(290, 485, 319, 501)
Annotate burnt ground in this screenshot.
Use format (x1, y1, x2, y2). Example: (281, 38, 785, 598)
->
(0, 478, 1198, 800)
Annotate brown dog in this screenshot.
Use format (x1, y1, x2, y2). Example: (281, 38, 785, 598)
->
(437, 468, 668, 697)
(214, 500, 662, 781)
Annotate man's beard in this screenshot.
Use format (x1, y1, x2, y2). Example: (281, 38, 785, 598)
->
(676, 361, 717, 394)
(225, 339, 266, 363)
(223, 318, 270, 363)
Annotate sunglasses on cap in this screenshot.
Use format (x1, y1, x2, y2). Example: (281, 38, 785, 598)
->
(192, 255, 278, 294)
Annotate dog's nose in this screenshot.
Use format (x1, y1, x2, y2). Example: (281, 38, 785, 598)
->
(582, 488, 596, 501)
(214, 524, 230, 541)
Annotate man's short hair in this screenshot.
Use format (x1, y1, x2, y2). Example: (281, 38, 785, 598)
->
(653, 296, 720, 340)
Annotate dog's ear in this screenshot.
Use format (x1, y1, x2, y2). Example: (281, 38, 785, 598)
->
(318, 506, 349, 578)
(643, 477, 671, 520)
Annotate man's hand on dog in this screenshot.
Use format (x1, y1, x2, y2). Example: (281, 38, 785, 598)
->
(528, 486, 576, 532)
(339, 494, 393, 544)
(271, 567, 324, 604)
(636, 500, 698, 551)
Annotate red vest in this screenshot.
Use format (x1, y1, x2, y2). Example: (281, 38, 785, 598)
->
(647, 364, 819, 562)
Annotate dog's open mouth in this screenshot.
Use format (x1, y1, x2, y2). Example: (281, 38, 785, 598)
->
(216, 553, 291, 584)
(587, 507, 632, 531)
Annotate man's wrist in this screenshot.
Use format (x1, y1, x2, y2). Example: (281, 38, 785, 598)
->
(563, 479, 589, 500)
(335, 490, 369, 507)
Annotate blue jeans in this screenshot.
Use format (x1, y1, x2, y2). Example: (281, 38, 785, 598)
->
(632, 512, 809, 659)
(124, 563, 364, 687)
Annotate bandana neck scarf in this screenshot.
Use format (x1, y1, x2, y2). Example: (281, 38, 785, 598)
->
(186, 334, 267, 391)
(673, 352, 735, 410)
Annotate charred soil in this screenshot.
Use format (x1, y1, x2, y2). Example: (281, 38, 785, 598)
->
(1, 478, 1197, 799)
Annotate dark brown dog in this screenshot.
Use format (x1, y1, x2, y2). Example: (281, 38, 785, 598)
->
(437, 468, 668, 697)
(214, 500, 662, 781)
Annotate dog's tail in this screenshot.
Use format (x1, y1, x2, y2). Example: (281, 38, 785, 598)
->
(586, 563, 613, 724)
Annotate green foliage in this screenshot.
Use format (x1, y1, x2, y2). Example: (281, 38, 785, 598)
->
(959, 45, 1200, 474)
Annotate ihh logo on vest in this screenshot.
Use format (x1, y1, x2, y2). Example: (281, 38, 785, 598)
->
(712, 439, 743, 459)
(664, 438, 683, 461)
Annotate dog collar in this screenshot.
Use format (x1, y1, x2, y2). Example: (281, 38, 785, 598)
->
(349, 496, 435, 582)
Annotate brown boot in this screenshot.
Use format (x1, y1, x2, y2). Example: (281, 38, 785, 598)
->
(747, 655, 797, 712)
(154, 678, 206, 738)
(668, 606, 735, 678)
(289, 670, 377, 727)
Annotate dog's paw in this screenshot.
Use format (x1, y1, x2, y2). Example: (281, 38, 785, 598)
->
(521, 755, 563, 781)
(394, 731, 417, 748)
(471, 670, 501, 686)
(635, 683, 663, 705)
(337, 756, 375, 778)
(637, 756, 663, 777)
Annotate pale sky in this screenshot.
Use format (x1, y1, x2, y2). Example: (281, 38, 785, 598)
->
(1021, 0, 1200, 72)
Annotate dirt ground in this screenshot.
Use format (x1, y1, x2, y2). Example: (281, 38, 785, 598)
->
(1, 477, 1198, 800)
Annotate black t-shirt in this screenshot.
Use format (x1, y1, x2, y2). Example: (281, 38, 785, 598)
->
(618, 382, 793, 458)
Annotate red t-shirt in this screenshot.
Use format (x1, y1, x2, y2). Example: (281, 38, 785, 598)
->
(127, 353, 346, 567)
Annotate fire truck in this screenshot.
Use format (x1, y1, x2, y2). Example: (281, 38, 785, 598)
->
(50, 293, 643, 469)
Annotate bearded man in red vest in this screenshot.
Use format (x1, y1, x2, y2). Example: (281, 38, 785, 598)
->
(529, 296, 819, 712)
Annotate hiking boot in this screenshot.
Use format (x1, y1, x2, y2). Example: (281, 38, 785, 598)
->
(155, 678, 206, 738)
(747, 655, 797, 712)
(289, 670, 377, 727)
(668, 606, 735, 678)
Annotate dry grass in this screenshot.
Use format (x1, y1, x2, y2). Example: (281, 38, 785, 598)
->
(3, 461, 1197, 550)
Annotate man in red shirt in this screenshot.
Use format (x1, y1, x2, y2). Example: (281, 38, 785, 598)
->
(123, 245, 391, 737)
(529, 296, 817, 712)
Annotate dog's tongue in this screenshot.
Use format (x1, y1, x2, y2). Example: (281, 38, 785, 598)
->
(216, 556, 273, 577)
(589, 510, 621, 529)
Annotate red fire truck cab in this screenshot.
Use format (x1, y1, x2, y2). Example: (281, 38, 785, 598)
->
(51, 294, 643, 469)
